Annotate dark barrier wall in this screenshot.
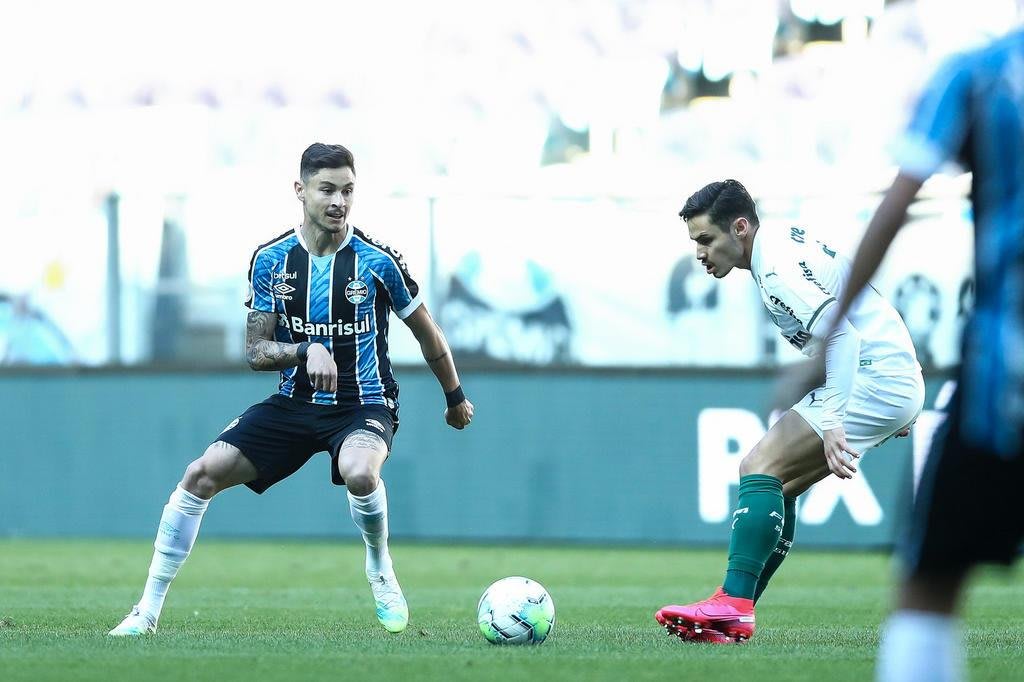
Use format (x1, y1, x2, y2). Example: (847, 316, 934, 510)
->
(0, 368, 951, 547)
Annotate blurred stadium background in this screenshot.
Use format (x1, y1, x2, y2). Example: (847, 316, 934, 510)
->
(2, 3, 1023, 679)
(3, 0, 1006, 543)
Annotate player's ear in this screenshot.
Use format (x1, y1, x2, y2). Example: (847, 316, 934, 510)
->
(294, 181, 304, 201)
(733, 216, 747, 236)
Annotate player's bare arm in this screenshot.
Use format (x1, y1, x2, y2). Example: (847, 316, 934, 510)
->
(403, 305, 474, 429)
(245, 311, 299, 369)
(832, 173, 923, 325)
(815, 174, 924, 452)
(245, 311, 337, 391)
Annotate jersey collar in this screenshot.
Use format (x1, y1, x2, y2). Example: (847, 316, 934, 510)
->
(294, 223, 354, 255)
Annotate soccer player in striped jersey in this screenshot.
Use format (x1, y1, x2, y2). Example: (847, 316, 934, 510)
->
(110, 143, 474, 637)
(655, 179, 924, 643)
(820, 30, 1024, 682)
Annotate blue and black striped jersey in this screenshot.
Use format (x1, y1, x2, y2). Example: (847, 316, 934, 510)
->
(895, 29, 1024, 456)
(245, 225, 421, 407)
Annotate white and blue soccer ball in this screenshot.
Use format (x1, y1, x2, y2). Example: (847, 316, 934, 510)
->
(477, 576, 555, 645)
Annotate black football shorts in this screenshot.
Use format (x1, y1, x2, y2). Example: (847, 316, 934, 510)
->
(215, 394, 397, 494)
(903, 388, 1024, 574)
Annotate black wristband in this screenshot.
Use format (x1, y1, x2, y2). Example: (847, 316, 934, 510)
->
(444, 385, 465, 408)
(296, 341, 312, 364)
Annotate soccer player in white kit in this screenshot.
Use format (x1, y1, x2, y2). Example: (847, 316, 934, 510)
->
(656, 179, 924, 643)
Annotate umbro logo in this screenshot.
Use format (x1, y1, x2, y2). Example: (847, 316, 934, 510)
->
(273, 282, 296, 295)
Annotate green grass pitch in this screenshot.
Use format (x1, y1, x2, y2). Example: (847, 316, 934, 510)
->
(1, 540, 1021, 681)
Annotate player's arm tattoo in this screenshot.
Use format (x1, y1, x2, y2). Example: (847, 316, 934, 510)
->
(245, 311, 301, 370)
(425, 348, 450, 365)
(404, 305, 462, 391)
(422, 327, 457, 377)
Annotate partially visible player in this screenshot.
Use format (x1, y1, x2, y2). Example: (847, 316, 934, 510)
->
(655, 179, 923, 643)
(811, 29, 1024, 682)
(109, 143, 474, 636)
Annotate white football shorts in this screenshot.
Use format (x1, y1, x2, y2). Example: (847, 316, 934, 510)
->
(791, 371, 925, 453)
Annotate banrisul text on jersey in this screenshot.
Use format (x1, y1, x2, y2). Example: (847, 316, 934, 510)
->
(245, 225, 422, 406)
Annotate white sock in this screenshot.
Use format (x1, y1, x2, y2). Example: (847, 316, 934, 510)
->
(136, 485, 209, 623)
(877, 610, 964, 682)
(347, 480, 393, 578)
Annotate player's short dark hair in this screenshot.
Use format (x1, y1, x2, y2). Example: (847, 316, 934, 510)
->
(679, 179, 759, 231)
(300, 143, 355, 182)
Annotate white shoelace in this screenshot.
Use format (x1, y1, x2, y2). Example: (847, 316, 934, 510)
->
(371, 575, 405, 609)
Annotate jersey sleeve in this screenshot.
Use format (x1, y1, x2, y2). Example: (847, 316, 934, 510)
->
(891, 53, 973, 181)
(373, 245, 422, 319)
(245, 249, 275, 313)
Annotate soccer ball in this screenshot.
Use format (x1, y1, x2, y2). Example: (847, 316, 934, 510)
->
(477, 576, 555, 645)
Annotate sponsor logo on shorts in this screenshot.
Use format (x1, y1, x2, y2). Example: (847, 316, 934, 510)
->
(346, 279, 369, 304)
(364, 418, 385, 433)
(221, 417, 240, 433)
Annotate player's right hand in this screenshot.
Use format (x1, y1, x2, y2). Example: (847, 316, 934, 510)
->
(823, 426, 861, 479)
(445, 398, 474, 430)
(305, 343, 338, 393)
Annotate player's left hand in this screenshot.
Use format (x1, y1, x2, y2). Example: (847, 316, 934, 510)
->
(823, 426, 861, 479)
(445, 399, 474, 430)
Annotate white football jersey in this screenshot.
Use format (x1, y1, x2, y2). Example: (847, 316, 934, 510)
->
(750, 225, 919, 375)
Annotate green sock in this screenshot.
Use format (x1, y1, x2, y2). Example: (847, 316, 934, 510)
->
(754, 496, 797, 604)
(722, 474, 784, 600)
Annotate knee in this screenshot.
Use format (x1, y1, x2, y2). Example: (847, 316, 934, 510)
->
(342, 466, 379, 497)
(182, 459, 220, 499)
